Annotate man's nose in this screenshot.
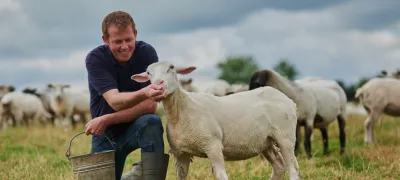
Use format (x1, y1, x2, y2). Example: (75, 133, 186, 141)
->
(121, 42, 128, 49)
(154, 80, 164, 85)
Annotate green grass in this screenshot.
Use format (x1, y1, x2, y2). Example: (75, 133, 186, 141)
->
(1, 113, 399, 180)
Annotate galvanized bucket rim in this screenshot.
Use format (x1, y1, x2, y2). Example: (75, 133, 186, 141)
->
(69, 149, 116, 160)
(65, 131, 117, 160)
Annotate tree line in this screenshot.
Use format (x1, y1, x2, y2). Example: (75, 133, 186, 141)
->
(216, 55, 384, 102)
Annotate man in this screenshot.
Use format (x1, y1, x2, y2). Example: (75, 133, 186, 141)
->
(84, 11, 169, 180)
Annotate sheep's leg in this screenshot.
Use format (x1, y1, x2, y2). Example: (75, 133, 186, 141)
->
(262, 140, 285, 180)
(364, 111, 380, 144)
(275, 138, 301, 180)
(206, 144, 228, 180)
(337, 114, 346, 154)
(33, 111, 45, 126)
(65, 108, 76, 129)
(13, 110, 23, 127)
(319, 127, 329, 156)
(174, 153, 191, 180)
(303, 123, 313, 159)
(294, 124, 301, 156)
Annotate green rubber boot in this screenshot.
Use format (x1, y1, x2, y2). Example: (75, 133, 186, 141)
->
(141, 152, 170, 180)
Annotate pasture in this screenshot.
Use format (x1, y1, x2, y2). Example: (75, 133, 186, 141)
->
(1, 112, 399, 180)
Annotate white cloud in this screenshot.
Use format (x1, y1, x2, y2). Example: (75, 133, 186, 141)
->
(1, 0, 399, 90)
(0, 0, 21, 10)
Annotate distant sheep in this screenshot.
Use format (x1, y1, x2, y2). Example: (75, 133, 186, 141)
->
(121, 161, 142, 180)
(0, 85, 15, 99)
(131, 61, 301, 180)
(203, 79, 231, 96)
(0, 92, 52, 127)
(179, 78, 198, 92)
(0, 85, 15, 129)
(225, 83, 249, 95)
(22, 87, 56, 125)
(355, 77, 400, 144)
(46, 83, 91, 129)
(249, 70, 346, 158)
(381, 69, 400, 79)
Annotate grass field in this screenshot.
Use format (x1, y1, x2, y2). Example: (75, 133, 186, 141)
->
(1, 113, 399, 180)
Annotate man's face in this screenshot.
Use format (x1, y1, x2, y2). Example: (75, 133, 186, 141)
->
(102, 24, 137, 64)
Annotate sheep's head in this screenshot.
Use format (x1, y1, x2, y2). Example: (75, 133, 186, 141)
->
(22, 88, 37, 95)
(0, 85, 15, 99)
(381, 69, 400, 79)
(47, 83, 70, 101)
(131, 61, 196, 95)
(179, 78, 197, 92)
(249, 70, 273, 90)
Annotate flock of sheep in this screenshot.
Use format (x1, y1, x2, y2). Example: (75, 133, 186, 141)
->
(0, 84, 91, 130)
(0, 62, 399, 180)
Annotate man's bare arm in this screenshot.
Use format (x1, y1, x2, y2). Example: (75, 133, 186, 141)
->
(102, 98, 158, 126)
(102, 89, 148, 111)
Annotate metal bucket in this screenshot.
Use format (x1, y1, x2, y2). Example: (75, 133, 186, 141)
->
(65, 132, 117, 180)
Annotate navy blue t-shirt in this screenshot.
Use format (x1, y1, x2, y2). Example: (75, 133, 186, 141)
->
(85, 41, 158, 133)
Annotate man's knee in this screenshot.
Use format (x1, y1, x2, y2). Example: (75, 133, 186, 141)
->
(139, 114, 163, 133)
(136, 114, 164, 152)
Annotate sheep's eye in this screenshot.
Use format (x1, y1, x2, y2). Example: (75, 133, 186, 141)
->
(147, 72, 151, 75)
(167, 65, 174, 72)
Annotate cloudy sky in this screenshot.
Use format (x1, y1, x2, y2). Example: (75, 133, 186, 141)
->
(1, 0, 399, 91)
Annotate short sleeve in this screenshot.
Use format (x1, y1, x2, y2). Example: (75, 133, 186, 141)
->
(86, 53, 118, 95)
(140, 44, 159, 88)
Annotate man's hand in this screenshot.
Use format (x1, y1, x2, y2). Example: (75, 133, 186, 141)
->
(142, 84, 168, 102)
(85, 115, 109, 136)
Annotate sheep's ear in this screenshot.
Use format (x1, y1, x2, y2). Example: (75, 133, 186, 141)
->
(131, 72, 149, 82)
(176, 66, 196, 75)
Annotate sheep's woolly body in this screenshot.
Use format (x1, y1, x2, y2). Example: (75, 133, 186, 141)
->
(1, 92, 52, 126)
(249, 70, 347, 158)
(355, 78, 400, 144)
(162, 86, 300, 180)
(131, 61, 301, 180)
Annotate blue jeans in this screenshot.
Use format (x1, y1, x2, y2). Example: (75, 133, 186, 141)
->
(91, 114, 165, 180)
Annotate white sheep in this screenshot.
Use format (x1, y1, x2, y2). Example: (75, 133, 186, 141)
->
(202, 79, 231, 96)
(225, 83, 249, 95)
(249, 70, 347, 158)
(22, 87, 57, 125)
(345, 102, 367, 117)
(381, 69, 400, 79)
(46, 83, 91, 129)
(0, 91, 53, 127)
(121, 161, 142, 180)
(0, 85, 15, 129)
(130, 61, 301, 180)
(179, 78, 199, 93)
(0, 85, 15, 99)
(355, 77, 400, 144)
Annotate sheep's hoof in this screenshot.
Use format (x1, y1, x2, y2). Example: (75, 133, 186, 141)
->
(339, 148, 345, 155)
(306, 154, 312, 159)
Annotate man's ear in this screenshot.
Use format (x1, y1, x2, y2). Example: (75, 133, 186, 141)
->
(102, 35, 109, 45)
(131, 72, 150, 82)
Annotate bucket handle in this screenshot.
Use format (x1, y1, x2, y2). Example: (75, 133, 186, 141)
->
(65, 131, 116, 158)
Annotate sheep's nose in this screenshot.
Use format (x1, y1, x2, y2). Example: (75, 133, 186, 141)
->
(154, 80, 164, 85)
